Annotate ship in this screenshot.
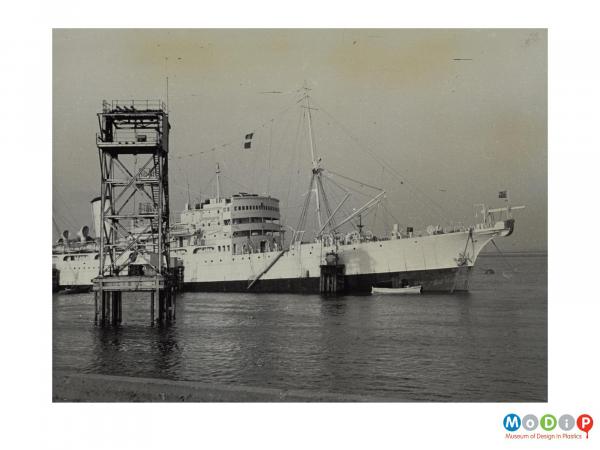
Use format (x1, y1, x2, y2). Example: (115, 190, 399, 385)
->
(52, 90, 524, 294)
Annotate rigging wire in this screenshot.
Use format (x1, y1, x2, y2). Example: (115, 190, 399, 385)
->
(310, 98, 456, 222)
(199, 174, 216, 200)
(381, 199, 404, 226)
(371, 201, 379, 231)
(283, 108, 305, 223)
(323, 173, 374, 200)
(318, 176, 334, 232)
(170, 98, 301, 162)
(324, 169, 384, 192)
(221, 173, 253, 194)
(165, 90, 458, 240)
(295, 173, 315, 238)
(53, 186, 81, 233)
(52, 216, 64, 240)
(491, 239, 518, 276)
(322, 175, 365, 232)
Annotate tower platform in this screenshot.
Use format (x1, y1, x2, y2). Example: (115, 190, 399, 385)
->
(93, 274, 177, 326)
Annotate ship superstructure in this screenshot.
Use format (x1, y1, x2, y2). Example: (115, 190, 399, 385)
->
(172, 192, 283, 257)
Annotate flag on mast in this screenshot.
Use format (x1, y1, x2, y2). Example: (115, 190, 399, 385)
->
(498, 190, 509, 200)
(243, 132, 254, 149)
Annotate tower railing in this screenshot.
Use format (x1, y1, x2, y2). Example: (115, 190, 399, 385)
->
(102, 99, 166, 113)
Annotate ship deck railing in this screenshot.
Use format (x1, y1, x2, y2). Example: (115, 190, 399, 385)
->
(53, 243, 100, 254)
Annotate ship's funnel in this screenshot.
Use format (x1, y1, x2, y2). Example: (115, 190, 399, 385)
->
(90, 196, 110, 238)
(77, 225, 91, 242)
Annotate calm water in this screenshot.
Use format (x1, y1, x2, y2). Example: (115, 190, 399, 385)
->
(53, 254, 547, 401)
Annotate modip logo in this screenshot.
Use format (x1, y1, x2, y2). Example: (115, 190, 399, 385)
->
(503, 414, 521, 432)
(503, 413, 593, 440)
(578, 414, 594, 439)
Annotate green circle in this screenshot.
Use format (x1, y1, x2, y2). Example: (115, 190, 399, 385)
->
(541, 414, 557, 431)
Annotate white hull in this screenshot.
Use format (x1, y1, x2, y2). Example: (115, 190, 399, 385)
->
(53, 221, 512, 293)
(371, 286, 422, 295)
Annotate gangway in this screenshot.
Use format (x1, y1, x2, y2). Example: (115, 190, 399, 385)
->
(247, 250, 286, 290)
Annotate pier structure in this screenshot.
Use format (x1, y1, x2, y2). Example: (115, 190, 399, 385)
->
(319, 252, 345, 295)
(93, 99, 177, 326)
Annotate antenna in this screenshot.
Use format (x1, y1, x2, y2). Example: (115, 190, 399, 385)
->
(165, 56, 169, 113)
(303, 82, 318, 170)
(186, 178, 191, 206)
(215, 162, 221, 201)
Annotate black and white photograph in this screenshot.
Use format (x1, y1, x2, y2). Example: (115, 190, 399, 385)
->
(52, 28, 547, 402)
(5, 3, 600, 448)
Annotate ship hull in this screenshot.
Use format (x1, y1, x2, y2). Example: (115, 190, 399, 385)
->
(184, 266, 472, 294)
(52, 221, 512, 294)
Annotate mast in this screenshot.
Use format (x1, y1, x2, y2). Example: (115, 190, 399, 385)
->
(293, 86, 386, 244)
(215, 162, 221, 201)
(305, 89, 318, 170)
(303, 85, 323, 230)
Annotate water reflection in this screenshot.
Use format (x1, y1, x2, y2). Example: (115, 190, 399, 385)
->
(53, 255, 548, 401)
(319, 297, 347, 317)
(87, 324, 183, 379)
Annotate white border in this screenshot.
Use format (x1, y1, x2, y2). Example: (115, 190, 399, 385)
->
(2, 1, 599, 449)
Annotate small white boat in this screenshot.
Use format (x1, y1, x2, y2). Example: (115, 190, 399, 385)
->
(371, 285, 422, 295)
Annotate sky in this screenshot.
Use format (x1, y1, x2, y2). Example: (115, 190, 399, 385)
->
(53, 29, 547, 251)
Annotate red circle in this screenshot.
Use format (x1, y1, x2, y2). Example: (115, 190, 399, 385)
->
(577, 414, 593, 437)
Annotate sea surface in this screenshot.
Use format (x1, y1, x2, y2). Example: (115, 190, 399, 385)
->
(53, 254, 547, 401)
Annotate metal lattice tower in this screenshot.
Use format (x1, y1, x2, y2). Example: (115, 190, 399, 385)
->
(93, 99, 176, 326)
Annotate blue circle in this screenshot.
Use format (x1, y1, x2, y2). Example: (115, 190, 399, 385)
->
(504, 414, 521, 432)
